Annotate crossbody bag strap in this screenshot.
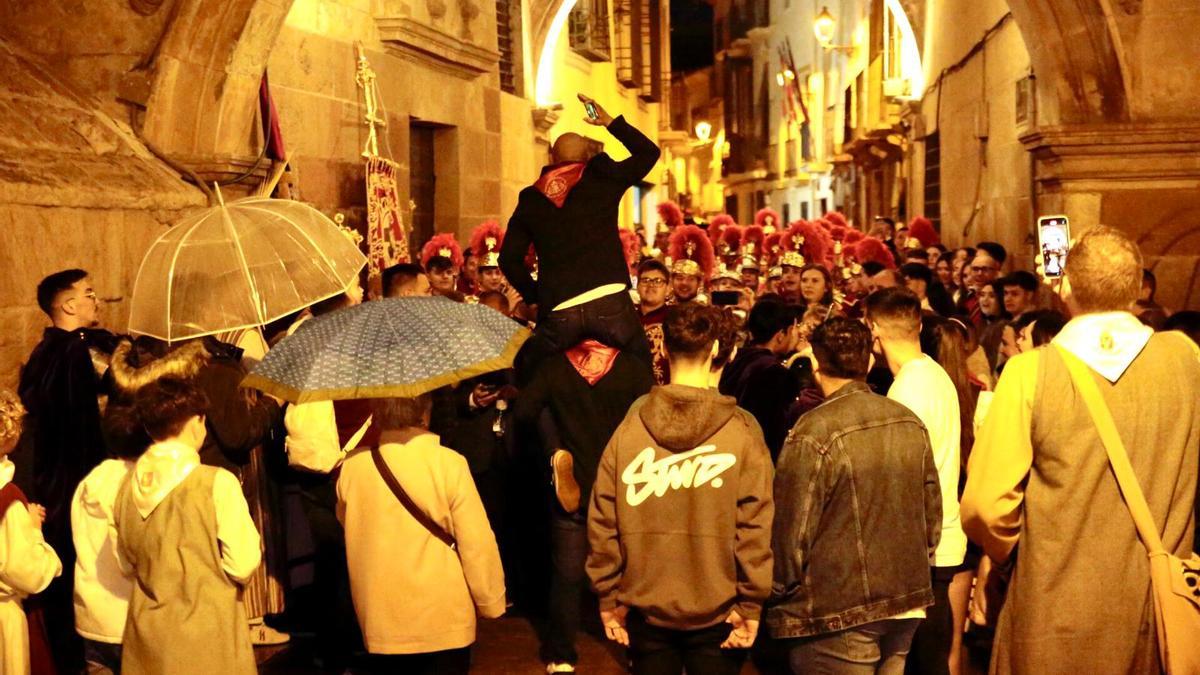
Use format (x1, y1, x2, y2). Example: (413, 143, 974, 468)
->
(1054, 345, 1167, 555)
(370, 446, 457, 550)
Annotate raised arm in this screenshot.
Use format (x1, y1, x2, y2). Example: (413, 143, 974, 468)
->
(600, 116, 661, 186)
(577, 94, 660, 187)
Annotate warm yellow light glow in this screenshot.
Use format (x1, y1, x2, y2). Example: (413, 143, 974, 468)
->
(535, 0, 580, 105)
(884, 0, 925, 97)
(814, 6, 836, 45)
(694, 120, 712, 142)
(776, 72, 785, 87)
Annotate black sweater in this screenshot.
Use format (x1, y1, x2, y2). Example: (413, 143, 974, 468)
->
(499, 116, 660, 313)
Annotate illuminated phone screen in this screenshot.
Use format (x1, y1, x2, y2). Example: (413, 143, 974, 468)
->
(1038, 216, 1070, 278)
(585, 102, 599, 120)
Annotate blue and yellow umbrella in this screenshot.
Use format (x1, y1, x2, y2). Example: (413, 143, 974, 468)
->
(243, 296, 530, 403)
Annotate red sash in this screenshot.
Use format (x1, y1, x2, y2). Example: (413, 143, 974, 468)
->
(534, 162, 586, 208)
(566, 339, 620, 386)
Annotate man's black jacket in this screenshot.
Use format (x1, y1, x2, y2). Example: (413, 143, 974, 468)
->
(499, 116, 660, 313)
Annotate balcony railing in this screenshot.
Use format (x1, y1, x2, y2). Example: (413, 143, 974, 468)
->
(568, 0, 611, 62)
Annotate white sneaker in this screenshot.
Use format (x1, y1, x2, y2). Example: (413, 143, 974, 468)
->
(546, 663, 576, 674)
(250, 623, 291, 645)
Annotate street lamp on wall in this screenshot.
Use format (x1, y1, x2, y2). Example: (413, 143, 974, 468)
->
(814, 6, 853, 53)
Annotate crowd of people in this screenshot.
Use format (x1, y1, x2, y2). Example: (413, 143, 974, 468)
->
(0, 96, 1197, 675)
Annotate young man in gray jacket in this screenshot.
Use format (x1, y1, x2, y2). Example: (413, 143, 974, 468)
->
(587, 304, 774, 675)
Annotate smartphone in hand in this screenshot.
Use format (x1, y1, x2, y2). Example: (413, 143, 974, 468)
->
(585, 101, 600, 121)
(1037, 215, 1070, 278)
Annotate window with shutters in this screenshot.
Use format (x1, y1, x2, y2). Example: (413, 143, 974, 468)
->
(638, 0, 663, 101)
(569, 0, 611, 61)
(924, 132, 942, 231)
(496, 0, 521, 94)
(613, 0, 638, 87)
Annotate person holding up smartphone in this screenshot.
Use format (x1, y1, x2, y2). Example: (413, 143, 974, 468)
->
(499, 94, 662, 383)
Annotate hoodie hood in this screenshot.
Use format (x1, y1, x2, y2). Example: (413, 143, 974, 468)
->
(639, 384, 738, 451)
(131, 441, 200, 518)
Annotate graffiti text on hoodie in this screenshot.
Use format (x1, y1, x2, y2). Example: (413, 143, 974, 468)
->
(621, 445, 737, 506)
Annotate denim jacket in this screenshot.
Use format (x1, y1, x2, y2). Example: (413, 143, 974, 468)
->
(766, 381, 941, 639)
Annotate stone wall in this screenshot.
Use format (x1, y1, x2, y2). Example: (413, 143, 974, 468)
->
(909, 0, 1200, 310)
(0, 37, 204, 390)
(911, 0, 1033, 263)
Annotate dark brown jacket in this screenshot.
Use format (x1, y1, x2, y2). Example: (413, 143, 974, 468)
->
(586, 384, 774, 629)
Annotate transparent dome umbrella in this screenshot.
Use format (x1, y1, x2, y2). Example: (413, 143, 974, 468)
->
(243, 296, 531, 403)
(128, 195, 367, 342)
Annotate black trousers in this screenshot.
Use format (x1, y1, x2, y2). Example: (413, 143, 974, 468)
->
(626, 610, 746, 675)
(904, 566, 957, 675)
(515, 291, 651, 384)
(297, 475, 364, 666)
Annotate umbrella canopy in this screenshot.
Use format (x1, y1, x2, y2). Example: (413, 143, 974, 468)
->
(128, 196, 367, 342)
(243, 296, 531, 403)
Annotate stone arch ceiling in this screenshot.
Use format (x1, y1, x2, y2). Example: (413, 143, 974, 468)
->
(1004, 0, 1130, 124)
(0, 0, 295, 165)
(140, 0, 295, 158)
(1002, 0, 1200, 126)
(527, 0, 571, 90)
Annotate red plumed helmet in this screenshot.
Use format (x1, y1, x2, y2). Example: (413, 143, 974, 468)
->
(719, 224, 742, 257)
(469, 220, 506, 268)
(764, 232, 783, 266)
(740, 225, 765, 257)
(707, 214, 736, 243)
(657, 201, 684, 230)
(668, 224, 715, 279)
(907, 217, 940, 249)
(830, 224, 848, 242)
(754, 208, 782, 232)
(420, 233, 464, 269)
(845, 228, 866, 244)
(815, 218, 834, 232)
(824, 211, 850, 229)
(786, 220, 832, 269)
(619, 227, 641, 272)
(852, 236, 896, 269)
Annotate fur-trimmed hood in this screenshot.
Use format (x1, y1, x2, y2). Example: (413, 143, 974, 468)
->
(110, 339, 213, 395)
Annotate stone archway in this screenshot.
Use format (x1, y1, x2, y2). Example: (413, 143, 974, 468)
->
(1004, 0, 1130, 125)
(139, 0, 296, 175)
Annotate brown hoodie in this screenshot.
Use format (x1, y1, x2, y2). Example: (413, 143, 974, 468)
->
(586, 384, 774, 630)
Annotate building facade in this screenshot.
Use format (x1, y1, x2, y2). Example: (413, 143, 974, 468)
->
(0, 0, 673, 387)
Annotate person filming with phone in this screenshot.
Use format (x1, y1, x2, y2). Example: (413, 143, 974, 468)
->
(961, 226, 1200, 674)
(499, 94, 661, 380)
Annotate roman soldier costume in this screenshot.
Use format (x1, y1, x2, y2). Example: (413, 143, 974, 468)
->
(421, 233, 465, 299)
(467, 220, 505, 302)
(667, 224, 714, 305)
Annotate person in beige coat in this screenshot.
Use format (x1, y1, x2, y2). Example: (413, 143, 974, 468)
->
(337, 395, 506, 674)
(961, 227, 1200, 674)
